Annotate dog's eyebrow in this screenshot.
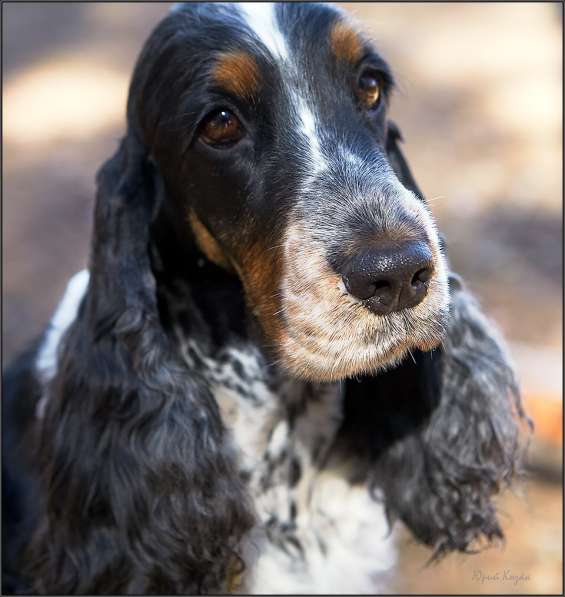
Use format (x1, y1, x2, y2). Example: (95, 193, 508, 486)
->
(212, 50, 261, 100)
(329, 20, 364, 65)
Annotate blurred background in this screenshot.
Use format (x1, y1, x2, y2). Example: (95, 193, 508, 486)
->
(3, 2, 562, 594)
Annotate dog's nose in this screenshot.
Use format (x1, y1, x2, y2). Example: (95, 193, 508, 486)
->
(342, 241, 434, 315)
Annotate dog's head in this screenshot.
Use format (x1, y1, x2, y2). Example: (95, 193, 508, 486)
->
(127, 2, 449, 380)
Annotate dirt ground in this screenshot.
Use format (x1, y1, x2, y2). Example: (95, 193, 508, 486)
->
(3, 3, 562, 594)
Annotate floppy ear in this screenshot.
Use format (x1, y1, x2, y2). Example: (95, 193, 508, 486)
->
(340, 121, 531, 556)
(28, 133, 254, 593)
(341, 274, 531, 558)
(386, 121, 425, 201)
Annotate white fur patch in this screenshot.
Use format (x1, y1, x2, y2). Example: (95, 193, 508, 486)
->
(296, 96, 328, 176)
(36, 269, 89, 383)
(35, 269, 89, 418)
(234, 378, 396, 594)
(239, 3, 289, 61)
(243, 483, 396, 594)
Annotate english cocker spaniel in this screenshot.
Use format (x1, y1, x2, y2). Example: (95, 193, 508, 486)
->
(3, 2, 530, 594)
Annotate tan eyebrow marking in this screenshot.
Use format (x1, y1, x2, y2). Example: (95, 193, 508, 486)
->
(329, 20, 364, 65)
(212, 50, 261, 99)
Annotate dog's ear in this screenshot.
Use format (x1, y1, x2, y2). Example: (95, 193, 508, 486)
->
(29, 134, 254, 594)
(340, 276, 531, 559)
(386, 121, 425, 201)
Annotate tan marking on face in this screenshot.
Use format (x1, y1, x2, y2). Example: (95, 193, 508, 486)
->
(212, 50, 261, 99)
(224, 189, 448, 382)
(236, 240, 285, 348)
(188, 210, 233, 270)
(330, 20, 363, 65)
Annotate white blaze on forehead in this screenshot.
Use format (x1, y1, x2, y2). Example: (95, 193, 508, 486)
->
(296, 97, 327, 175)
(239, 3, 289, 61)
(239, 3, 326, 176)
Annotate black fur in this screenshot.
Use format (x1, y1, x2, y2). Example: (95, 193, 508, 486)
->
(386, 121, 424, 200)
(22, 138, 254, 594)
(2, 344, 43, 595)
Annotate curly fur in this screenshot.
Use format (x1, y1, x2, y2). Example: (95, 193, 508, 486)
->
(26, 139, 254, 594)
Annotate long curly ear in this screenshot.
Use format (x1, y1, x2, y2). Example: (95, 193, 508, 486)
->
(28, 134, 254, 594)
(341, 276, 531, 559)
(386, 121, 425, 201)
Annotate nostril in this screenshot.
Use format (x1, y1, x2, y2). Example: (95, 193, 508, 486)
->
(343, 274, 375, 300)
(373, 280, 391, 292)
(411, 266, 433, 287)
(372, 279, 395, 312)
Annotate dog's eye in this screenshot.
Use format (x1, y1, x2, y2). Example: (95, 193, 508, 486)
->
(357, 70, 381, 109)
(200, 109, 244, 146)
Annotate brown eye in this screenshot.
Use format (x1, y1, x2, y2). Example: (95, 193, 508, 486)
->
(200, 109, 244, 146)
(357, 71, 381, 109)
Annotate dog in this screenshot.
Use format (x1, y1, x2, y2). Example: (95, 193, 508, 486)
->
(2, 2, 531, 594)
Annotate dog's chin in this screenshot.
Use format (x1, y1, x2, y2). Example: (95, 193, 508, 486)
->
(275, 313, 447, 383)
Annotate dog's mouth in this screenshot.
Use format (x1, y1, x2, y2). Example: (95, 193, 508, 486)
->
(270, 221, 450, 382)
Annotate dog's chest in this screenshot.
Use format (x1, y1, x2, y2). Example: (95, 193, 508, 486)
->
(176, 336, 343, 513)
(175, 335, 397, 593)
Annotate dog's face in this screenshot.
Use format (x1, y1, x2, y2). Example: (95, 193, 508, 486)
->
(134, 2, 449, 381)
